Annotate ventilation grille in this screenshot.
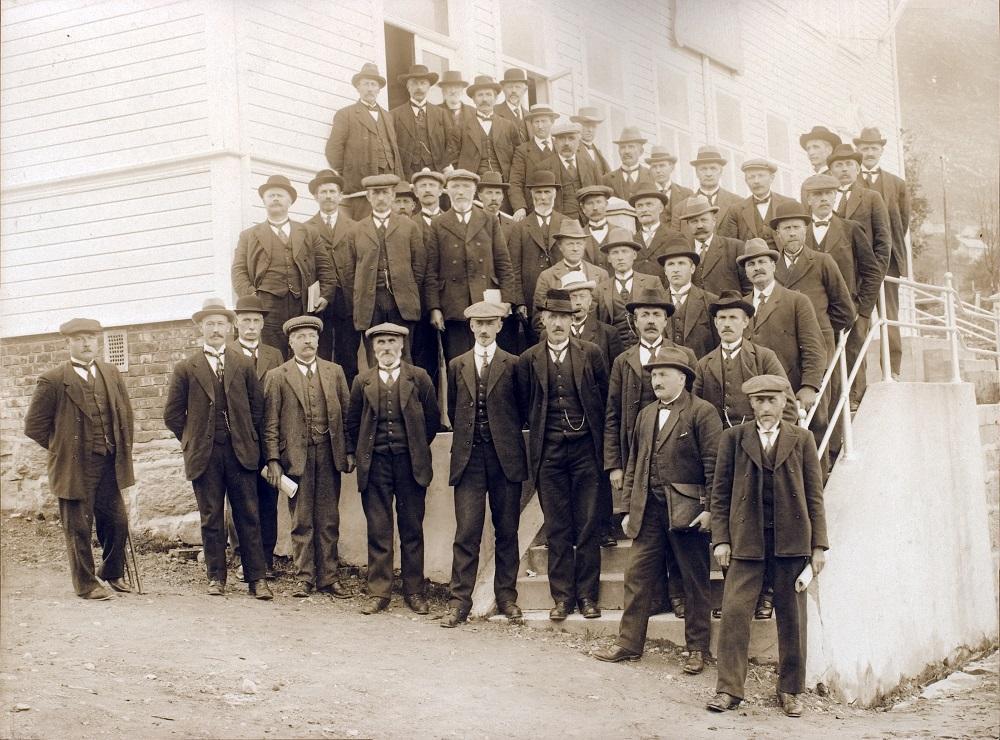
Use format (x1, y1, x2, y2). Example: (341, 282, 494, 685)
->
(103, 330, 128, 372)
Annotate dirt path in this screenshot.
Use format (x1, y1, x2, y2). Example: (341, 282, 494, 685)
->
(1, 517, 997, 739)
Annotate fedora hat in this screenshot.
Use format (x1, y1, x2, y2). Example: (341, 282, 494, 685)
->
(552, 220, 588, 240)
(709, 289, 755, 318)
(538, 288, 574, 314)
(799, 125, 842, 150)
(551, 120, 582, 137)
(802, 173, 840, 192)
(599, 238, 641, 254)
(645, 146, 678, 165)
(678, 194, 719, 220)
(258, 174, 297, 203)
(646, 345, 695, 380)
(351, 62, 386, 88)
(525, 169, 560, 189)
(612, 126, 647, 145)
(826, 143, 863, 167)
(397, 64, 439, 85)
(559, 270, 597, 292)
(500, 67, 529, 84)
(736, 238, 780, 266)
(394, 182, 418, 201)
(768, 201, 811, 229)
(283, 315, 323, 336)
(576, 184, 613, 202)
(853, 126, 887, 146)
(524, 104, 559, 121)
(466, 75, 502, 97)
(690, 146, 727, 166)
(308, 169, 344, 196)
(59, 317, 102, 336)
(477, 171, 509, 190)
(570, 106, 605, 124)
(410, 167, 446, 186)
(656, 233, 700, 267)
(741, 157, 777, 173)
(234, 295, 269, 315)
(437, 69, 468, 87)
(192, 297, 236, 324)
(628, 187, 669, 207)
(625, 287, 675, 315)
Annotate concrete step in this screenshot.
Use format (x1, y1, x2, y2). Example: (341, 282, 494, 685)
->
(492, 610, 778, 661)
(517, 571, 726, 610)
(524, 542, 724, 577)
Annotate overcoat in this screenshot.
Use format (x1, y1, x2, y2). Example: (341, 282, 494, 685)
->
(505, 212, 567, 310)
(325, 101, 403, 194)
(774, 247, 857, 340)
(805, 214, 882, 317)
(743, 283, 827, 392)
(666, 284, 719, 359)
(691, 234, 750, 296)
(717, 192, 799, 248)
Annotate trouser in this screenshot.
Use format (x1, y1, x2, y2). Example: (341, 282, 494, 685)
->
(362, 297, 414, 366)
(361, 451, 426, 598)
(58, 453, 128, 596)
(258, 292, 301, 360)
(192, 440, 267, 584)
(716, 536, 810, 699)
(410, 317, 440, 385)
(442, 320, 474, 364)
(448, 440, 521, 612)
(288, 442, 342, 589)
(845, 314, 869, 406)
(226, 468, 277, 571)
(496, 315, 521, 354)
(320, 294, 361, 386)
(537, 435, 602, 604)
(883, 256, 903, 375)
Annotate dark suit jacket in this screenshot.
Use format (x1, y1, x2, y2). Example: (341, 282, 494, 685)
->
(553, 153, 603, 218)
(584, 225, 631, 270)
(494, 101, 530, 143)
(346, 213, 426, 329)
(325, 101, 403, 194)
(667, 284, 719, 359)
(540, 314, 623, 372)
(717, 191, 799, 248)
(579, 142, 611, 177)
(438, 102, 476, 130)
(634, 224, 682, 281)
(517, 338, 609, 481)
(24, 361, 135, 500)
(531, 260, 609, 323)
(744, 283, 827, 392)
(263, 358, 353, 476)
(232, 221, 337, 313)
(603, 166, 655, 201)
(424, 207, 518, 318)
(507, 211, 566, 310)
(698, 187, 742, 228)
(346, 364, 439, 491)
(620, 391, 722, 537)
(658, 182, 695, 232)
(865, 169, 909, 272)
(595, 271, 662, 348)
(693, 340, 797, 427)
(508, 140, 561, 213)
(840, 183, 892, 274)
(226, 341, 283, 382)
(447, 348, 527, 485)
(692, 233, 750, 296)
(454, 114, 518, 181)
(775, 248, 856, 340)
(163, 349, 263, 481)
(806, 214, 882, 316)
(389, 101, 459, 178)
(306, 211, 356, 315)
(711, 421, 829, 559)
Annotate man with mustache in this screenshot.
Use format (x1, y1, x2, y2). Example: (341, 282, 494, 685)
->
(571, 106, 612, 177)
(717, 158, 798, 248)
(594, 238, 663, 349)
(658, 236, 720, 360)
(646, 146, 693, 232)
(550, 120, 602, 220)
(798, 125, 841, 207)
(689, 146, 741, 227)
(509, 104, 561, 219)
(678, 195, 749, 297)
(390, 64, 457, 181)
(602, 126, 654, 202)
(453, 75, 518, 184)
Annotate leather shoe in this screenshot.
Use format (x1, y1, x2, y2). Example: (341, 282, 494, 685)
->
(80, 586, 112, 601)
(404, 594, 429, 615)
(593, 645, 641, 663)
(106, 578, 131, 593)
(549, 601, 573, 621)
(754, 596, 774, 620)
(361, 596, 390, 615)
(579, 598, 601, 619)
(265, 568, 278, 581)
(706, 692, 741, 712)
(250, 580, 273, 600)
(207, 580, 225, 596)
(670, 596, 686, 619)
(600, 532, 618, 548)
(292, 582, 314, 598)
(712, 607, 722, 619)
(683, 650, 705, 675)
(321, 582, 353, 599)
(777, 691, 803, 717)
(439, 607, 469, 628)
(497, 600, 523, 622)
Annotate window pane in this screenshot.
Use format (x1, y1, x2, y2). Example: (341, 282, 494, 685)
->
(767, 113, 790, 163)
(385, 0, 449, 35)
(586, 31, 623, 98)
(657, 65, 689, 124)
(418, 50, 449, 104)
(715, 91, 743, 145)
(501, 0, 544, 65)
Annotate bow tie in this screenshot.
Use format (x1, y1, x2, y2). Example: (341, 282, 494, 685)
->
(659, 401, 675, 410)
(754, 196, 770, 204)
(863, 168, 880, 175)
(379, 363, 400, 373)
(477, 113, 493, 121)
(411, 102, 425, 110)
(364, 103, 378, 112)
(294, 358, 315, 370)
(71, 360, 94, 371)
(839, 188, 851, 194)
(813, 220, 830, 227)
(589, 221, 607, 230)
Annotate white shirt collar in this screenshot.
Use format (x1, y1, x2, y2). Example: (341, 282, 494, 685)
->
(378, 363, 401, 380)
(535, 137, 552, 150)
(295, 357, 317, 375)
(203, 343, 225, 356)
(754, 281, 777, 301)
(700, 186, 720, 196)
(547, 338, 570, 352)
(697, 233, 714, 249)
(239, 339, 259, 349)
(476, 341, 497, 357)
(642, 222, 659, 236)
(671, 281, 693, 295)
(615, 270, 634, 282)
(535, 209, 553, 221)
(321, 210, 338, 227)
(372, 210, 392, 222)
(410, 98, 426, 109)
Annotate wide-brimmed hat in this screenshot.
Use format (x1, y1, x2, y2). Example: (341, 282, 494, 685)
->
(524, 104, 559, 121)
(361, 174, 401, 189)
(525, 170, 560, 189)
(625, 287, 676, 315)
(551, 120, 582, 137)
(709, 290, 755, 318)
(742, 374, 793, 397)
(853, 126, 887, 146)
(234, 295, 269, 316)
(646, 345, 695, 380)
(351, 62, 386, 88)
(192, 297, 236, 324)
(559, 270, 597, 292)
(656, 234, 700, 267)
(538, 288, 574, 314)
(477, 171, 509, 190)
(612, 126, 647, 145)
(308, 169, 344, 195)
(628, 187, 668, 207)
(570, 106, 604, 124)
(365, 322, 409, 339)
(645, 146, 678, 165)
(677, 194, 719, 220)
(799, 125, 842, 150)
(258, 174, 297, 203)
(283, 315, 323, 336)
(466, 75, 502, 97)
(500, 68, 529, 84)
(690, 146, 727, 166)
(397, 64, 439, 85)
(551, 221, 588, 240)
(802, 173, 841, 192)
(741, 158, 777, 173)
(410, 167, 446, 186)
(768, 201, 811, 229)
(576, 184, 613, 202)
(827, 143, 863, 167)
(600, 238, 642, 255)
(59, 318, 102, 336)
(437, 69, 468, 87)
(736, 238, 780, 266)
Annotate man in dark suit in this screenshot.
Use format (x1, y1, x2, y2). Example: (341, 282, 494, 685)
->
(344, 174, 426, 365)
(572, 106, 612, 177)
(594, 347, 722, 672)
(442, 301, 528, 627)
(559, 271, 624, 367)
(646, 146, 694, 232)
(828, 144, 893, 273)
(707, 375, 829, 717)
(509, 105, 560, 218)
(407, 168, 449, 384)
(549, 120, 602, 220)
(264, 316, 354, 598)
(494, 67, 531, 144)
(325, 63, 402, 220)
(658, 239, 720, 359)
(531, 221, 610, 328)
(232, 175, 337, 359)
(690, 146, 742, 227)
(163, 299, 272, 599)
(630, 187, 677, 279)
(346, 323, 440, 615)
(798, 125, 841, 205)
(24, 318, 134, 600)
(603, 126, 654, 201)
(517, 289, 609, 621)
(678, 195, 749, 296)
(579, 185, 629, 268)
(390, 65, 458, 181)
(507, 176, 567, 319)
(595, 238, 663, 348)
(454, 76, 518, 183)
(718, 158, 798, 248)
(425, 169, 518, 362)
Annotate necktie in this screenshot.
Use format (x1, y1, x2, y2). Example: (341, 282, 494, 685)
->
(513, 107, 522, 121)
(541, 141, 550, 154)
(479, 351, 490, 377)
(837, 189, 850, 215)
(761, 429, 775, 452)
(272, 220, 289, 246)
(381, 365, 399, 386)
(617, 278, 630, 300)
(324, 213, 332, 228)
(696, 241, 707, 255)
(375, 218, 387, 239)
(72, 361, 95, 384)
(723, 343, 741, 360)
(753, 293, 767, 327)
(365, 103, 378, 114)
(754, 196, 771, 205)
(549, 346, 566, 364)
(672, 290, 688, 306)
(240, 343, 258, 361)
(572, 323, 584, 337)
(414, 104, 425, 120)
(640, 342, 657, 364)
(565, 159, 576, 179)
(296, 359, 315, 379)
(205, 349, 224, 382)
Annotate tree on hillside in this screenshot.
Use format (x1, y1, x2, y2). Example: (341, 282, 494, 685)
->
(967, 181, 999, 297)
(902, 130, 931, 261)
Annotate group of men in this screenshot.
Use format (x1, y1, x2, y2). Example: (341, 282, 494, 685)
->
(24, 61, 913, 719)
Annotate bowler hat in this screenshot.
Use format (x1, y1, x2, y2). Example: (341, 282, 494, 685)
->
(559, 270, 597, 292)
(690, 146, 727, 166)
(551, 120, 582, 137)
(410, 167, 446, 186)
(709, 290, 755, 318)
(799, 125, 842, 150)
(500, 68, 529, 84)
(736, 238, 780, 266)
(364, 322, 409, 339)
(612, 126, 648, 145)
(625, 287, 676, 315)
(192, 297, 236, 324)
(645, 146, 678, 165)
(258, 174, 297, 203)
(742, 374, 793, 397)
(234, 295, 269, 315)
(466, 75, 502, 97)
(853, 126, 887, 146)
(646, 345, 695, 380)
(551, 220, 588, 240)
(525, 170, 560, 189)
(656, 233, 700, 267)
(446, 168, 480, 184)
(464, 301, 507, 320)
(768, 201, 812, 229)
(802, 173, 841, 192)
(59, 317, 102, 336)
(600, 238, 642, 254)
(308, 169, 344, 196)
(576, 184, 613, 202)
(628, 187, 669, 207)
(477, 171, 509, 190)
(283, 315, 323, 336)
(397, 64, 439, 85)
(827, 144, 863, 167)
(524, 104, 559, 121)
(677, 195, 720, 221)
(741, 158, 777, 173)
(361, 174, 401, 189)
(570, 106, 605, 124)
(351, 62, 386, 88)
(437, 69, 468, 87)
(394, 182, 419, 202)
(538, 288, 574, 314)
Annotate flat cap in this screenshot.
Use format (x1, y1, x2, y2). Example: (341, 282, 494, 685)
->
(464, 301, 508, 320)
(742, 374, 793, 397)
(576, 184, 614, 202)
(410, 167, 446, 186)
(364, 322, 409, 339)
(551, 120, 582, 137)
(446, 168, 480, 184)
(802, 173, 841, 192)
(283, 315, 323, 336)
(741, 158, 777, 173)
(59, 317, 102, 336)
(361, 174, 401, 189)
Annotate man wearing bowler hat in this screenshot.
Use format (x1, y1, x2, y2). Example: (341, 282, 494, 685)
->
(494, 67, 531, 144)
(509, 105, 561, 219)
(646, 146, 694, 232)
(707, 375, 829, 718)
(630, 186, 677, 280)
(163, 299, 272, 599)
(678, 195, 750, 296)
(658, 235, 720, 359)
(517, 288, 609, 621)
(827, 144, 892, 274)
(264, 315, 354, 599)
(718, 158, 798, 248)
(454, 75, 519, 183)
(595, 238, 663, 348)
(391, 64, 458, 180)
(24, 318, 135, 600)
(346, 323, 439, 616)
(478, 171, 513, 228)
(232, 174, 337, 359)
(442, 301, 527, 627)
(594, 346, 722, 672)
(603, 126, 654, 201)
(572, 106, 612, 177)
(690, 146, 741, 227)
(325, 63, 402, 219)
(437, 69, 476, 128)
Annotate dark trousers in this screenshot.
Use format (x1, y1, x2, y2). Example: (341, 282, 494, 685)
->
(618, 497, 711, 654)
(883, 256, 902, 375)
(192, 440, 267, 584)
(288, 442, 342, 589)
(496, 315, 521, 354)
(716, 536, 809, 699)
(226, 472, 278, 570)
(258, 291, 301, 359)
(361, 451, 426, 598)
(442, 320, 474, 364)
(537, 435, 602, 604)
(448, 440, 521, 611)
(410, 317, 440, 384)
(58, 453, 127, 595)
(845, 315, 869, 405)
(320, 296, 361, 387)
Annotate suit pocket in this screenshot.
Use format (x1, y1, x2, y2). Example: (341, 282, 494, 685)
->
(666, 483, 705, 531)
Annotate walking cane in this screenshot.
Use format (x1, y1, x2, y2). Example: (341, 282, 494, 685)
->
(436, 331, 452, 430)
(123, 526, 143, 595)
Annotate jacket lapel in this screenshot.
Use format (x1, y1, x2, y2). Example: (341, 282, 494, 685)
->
(683, 286, 702, 339)
(627, 345, 643, 379)
(289, 221, 305, 262)
(461, 353, 477, 397)
(317, 361, 337, 412)
(442, 210, 467, 240)
(487, 352, 507, 396)
(356, 103, 378, 134)
(398, 365, 415, 409)
(845, 184, 861, 219)
(773, 422, 796, 469)
(363, 370, 380, 410)
(466, 208, 485, 244)
(656, 392, 688, 450)
(740, 426, 763, 469)
(285, 362, 307, 411)
(532, 345, 550, 403)
(527, 216, 547, 251)
(740, 202, 758, 235)
(396, 104, 416, 138)
(752, 285, 781, 329)
(569, 339, 587, 398)
(61, 364, 90, 417)
(193, 352, 216, 402)
(699, 236, 723, 278)
(705, 347, 724, 384)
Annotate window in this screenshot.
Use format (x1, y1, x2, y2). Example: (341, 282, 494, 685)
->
(384, 0, 449, 36)
(657, 64, 690, 125)
(715, 91, 743, 147)
(659, 124, 694, 189)
(766, 113, 790, 164)
(383, 25, 457, 109)
(500, 0, 546, 67)
(586, 30, 623, 99)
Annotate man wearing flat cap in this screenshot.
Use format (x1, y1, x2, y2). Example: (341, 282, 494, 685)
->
(494, 68, 531, 144)
(442, 302, 527, 627)
(594, 346, 722, 673)
(232, 174, 337, 359)
(718, 158, 798, 248)
(325, 63, 402, 220)
(517, 289, 609, 621)
(264, 316, 354, 599)
(409, 168, 449, 235)
(346, 323, 440, 616)
(24, 318, 135, 600)
(677, 195, 750, 297)
(630, 187, 680, 280)
(595, 238, 663, 349)
(690, 146, 741, 227)
(390, 64, 458, 181)
(531, 220, 609, 332)
(603, 126, 654, 202)
(658, 236, 720, 360)
(571, 107, 612, 177)
(425, 169, 518, 363)
(646, 146, 694, 232)
(550, 120, 602, 219)
(707, 375, 828, 718)
(163, 299, 272, 599)
(509, 105, 561, 219)
(454, 75, 519, 184)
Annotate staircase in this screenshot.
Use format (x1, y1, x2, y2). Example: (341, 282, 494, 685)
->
(979, 403, 1000, 575)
